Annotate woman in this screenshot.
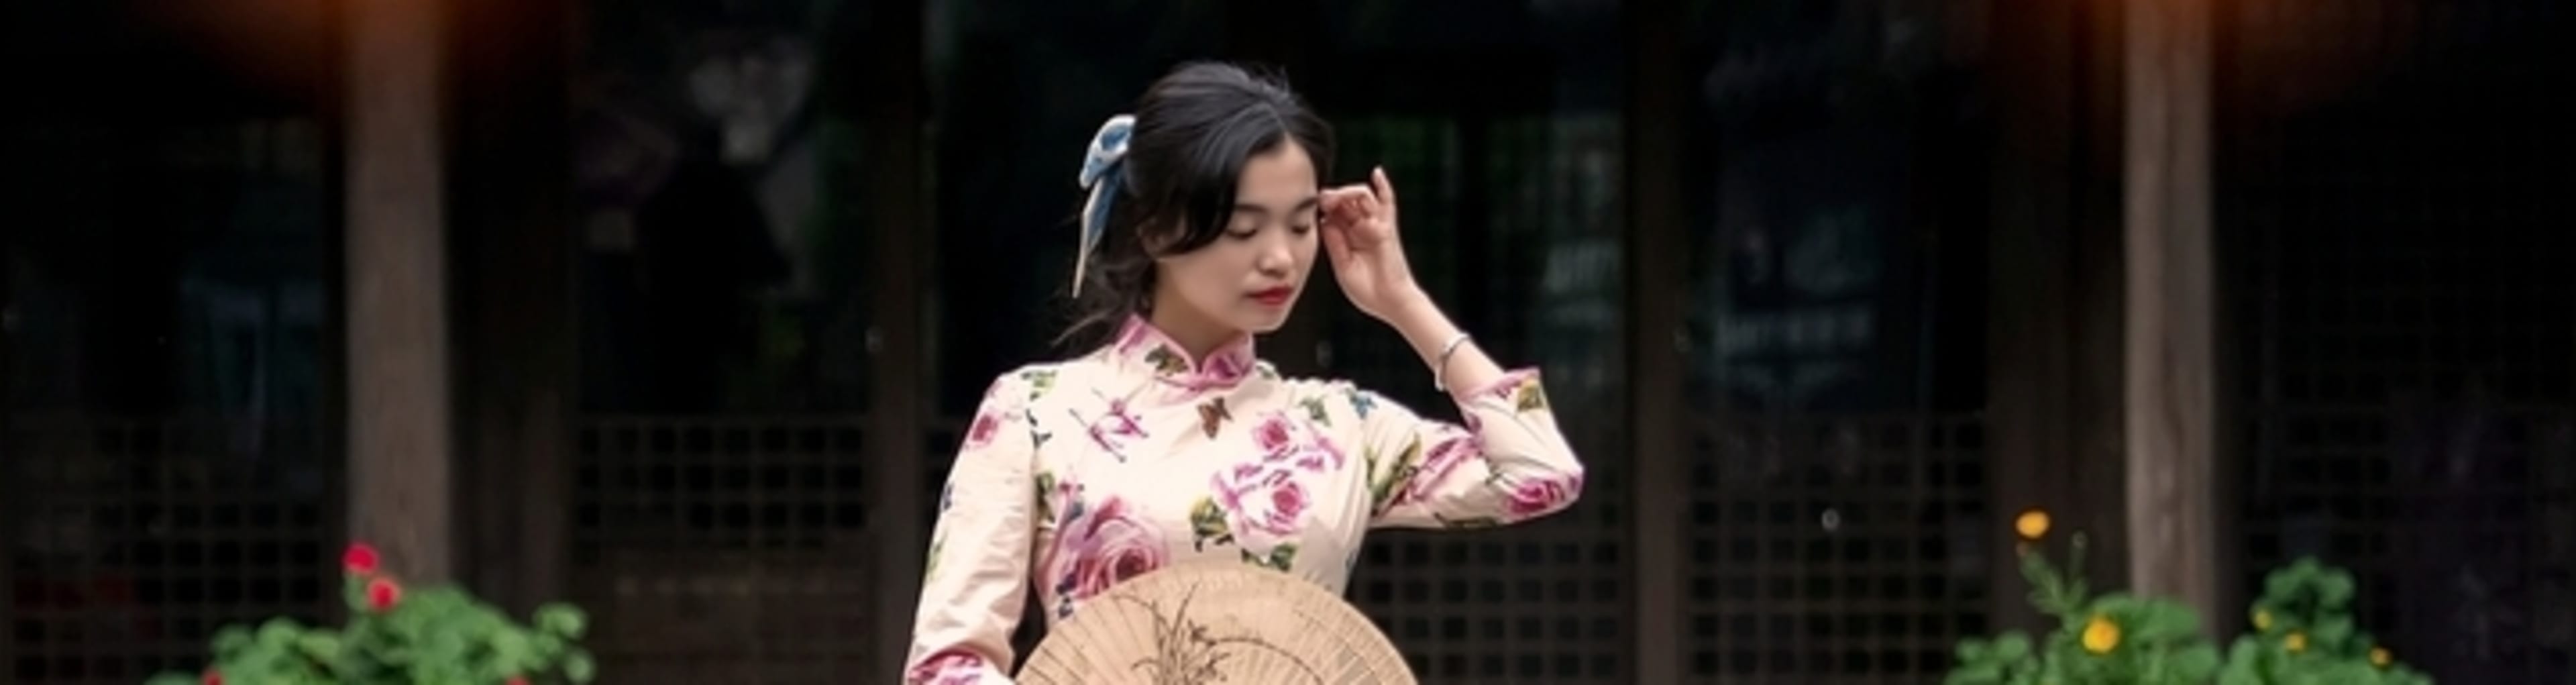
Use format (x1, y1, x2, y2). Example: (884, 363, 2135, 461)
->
(904, 61, 1587, 684)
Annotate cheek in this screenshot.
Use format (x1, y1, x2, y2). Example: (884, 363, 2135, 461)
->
(1158, 254, 1238, 299)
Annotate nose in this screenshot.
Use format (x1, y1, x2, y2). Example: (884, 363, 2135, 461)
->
(1253, 229, 1295, 275)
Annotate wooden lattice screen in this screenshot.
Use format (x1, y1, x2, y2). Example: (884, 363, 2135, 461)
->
(2222, 1, 2576, 681)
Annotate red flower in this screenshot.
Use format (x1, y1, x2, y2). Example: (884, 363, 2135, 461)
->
(366, 577, 402, 611)
(342, 543, 380, 576)
(202, 670, 223, 685)
(506, 678, 529, 685)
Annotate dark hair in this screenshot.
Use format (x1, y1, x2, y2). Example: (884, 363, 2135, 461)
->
(1055, 61, 1336, 351)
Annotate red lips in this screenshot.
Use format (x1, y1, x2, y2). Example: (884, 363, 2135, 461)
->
(1249, 286, 1295, 306)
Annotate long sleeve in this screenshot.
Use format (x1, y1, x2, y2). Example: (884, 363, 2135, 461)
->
(904, 372, 1039, 684)
(1353, 368, 1587, 529)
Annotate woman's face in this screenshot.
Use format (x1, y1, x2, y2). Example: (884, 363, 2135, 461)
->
(1151, 141, 1321, 339)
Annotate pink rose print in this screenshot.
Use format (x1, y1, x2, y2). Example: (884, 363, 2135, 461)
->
(1042, 497, 1168, 617)
(1292, 435, 1346, 472)
(1252, 415, 1295, 455)
(963, 407, 1006, 450)
(1214, 466, 1311, 537)
(1505, 472, 1585, 519)
(1252, 413, 1346, 472)
(1400, 429, 1484, 505)
(906, 649, 986, 685)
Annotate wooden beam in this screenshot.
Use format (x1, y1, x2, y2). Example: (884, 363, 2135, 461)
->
(2073, 0, 2138, 597)
(867, 0, 931, 678)
(2122, 0, 2222, 625)
(449, 0, 576, 613)
(1984, 0, 2082, 633)
(345, 0, 455, 582)
(1624, 0, 1685, 680)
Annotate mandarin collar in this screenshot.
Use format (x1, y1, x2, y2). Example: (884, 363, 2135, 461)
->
(1102, 315, 1259, 392)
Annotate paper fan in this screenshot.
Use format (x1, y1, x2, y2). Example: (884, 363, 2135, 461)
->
(1018, 563, 1417, 685)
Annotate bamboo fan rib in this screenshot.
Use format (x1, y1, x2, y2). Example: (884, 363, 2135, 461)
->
(1020, 564, 1417, 685)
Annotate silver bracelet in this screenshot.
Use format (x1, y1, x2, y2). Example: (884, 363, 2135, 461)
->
(1432, 332, 1472, 392)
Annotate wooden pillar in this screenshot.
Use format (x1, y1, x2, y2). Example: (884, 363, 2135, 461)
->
(2122, 0, 2222, 625)
(1623, 0, 1686, 680)
(451, 0, 576, 612)
(866, 0, 930, 677)
(1986, 0, 2135, 627)
(345, 0, 455, 582)
(1984, 0, 2082, 633)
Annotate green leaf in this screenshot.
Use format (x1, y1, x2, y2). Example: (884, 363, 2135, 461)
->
(1512, 377, 1550, 412)
(1187, 496, 1234, 550)
(2313, 616, 2355, 647)
(533, 632, 568, 660)
(1299, 397, 1332, 425)
(1240, 543, 1299, 571)
(295, 632, 341, 660)
(213, 625, 256, 656)
(491, 629, 533, 666)
(1994, 633, 2032, 662)
(536, 602, 588, 638)
(258, 617, 305, 646)
(1371, 437, 1424, 512)
(565, 651, 599, 684)
(1032, 471, 1059, 523)
(1955, 637, 1990, 661)
(2318, 570, 2356, 609)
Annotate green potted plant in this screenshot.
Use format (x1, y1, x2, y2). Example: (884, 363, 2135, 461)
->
(145, 543, 598, 685)
(1944, 511, 2222, 685)
(2216, 558, 2431, 685)
(1947, 510, 2435, 684)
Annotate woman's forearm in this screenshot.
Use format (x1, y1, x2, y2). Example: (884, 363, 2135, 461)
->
(1382, 288, 1508, 400)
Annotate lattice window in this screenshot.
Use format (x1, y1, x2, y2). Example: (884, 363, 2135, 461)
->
(2224, 1, 2575, 681)
(1352, 421, 1629, 684)
(1671, 1, 1996, 680)
(6, 417, 337, 685)
(1326, 111, 1631, 683)
(1321, 116, 1468, 415)
(570, 418, 877, 684)
(1679, 415, 1988, 684)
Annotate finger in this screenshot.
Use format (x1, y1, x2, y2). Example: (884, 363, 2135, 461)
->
(1371, 166, 1399, 216)
(1320, 217, 1354, 266)
(1319, 187, 1356, 209)
(1334, 189, 1369, 216)
(1320, 187, 1366, 219)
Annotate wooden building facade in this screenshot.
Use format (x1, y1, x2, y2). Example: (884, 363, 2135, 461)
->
(5, 1, 2567, 683)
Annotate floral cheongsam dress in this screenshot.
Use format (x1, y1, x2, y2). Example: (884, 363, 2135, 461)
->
(903, 316, 1587, 684)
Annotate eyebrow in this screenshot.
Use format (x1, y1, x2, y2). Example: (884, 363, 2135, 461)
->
(1232, 195, 1322, 217)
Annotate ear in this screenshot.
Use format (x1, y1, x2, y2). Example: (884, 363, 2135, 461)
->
(1134, 217, 1181, 256)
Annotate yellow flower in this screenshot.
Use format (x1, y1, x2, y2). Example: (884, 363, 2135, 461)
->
(2284, 631, 2308, 653)
(2082, 615, 2121, 654)
(2370, 647, 2391, 668)
(2251, 609, 2271, 631)
(2015, 509, 2051, 541)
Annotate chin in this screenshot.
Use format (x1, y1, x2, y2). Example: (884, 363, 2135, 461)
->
(1232, 309, 1293, 335)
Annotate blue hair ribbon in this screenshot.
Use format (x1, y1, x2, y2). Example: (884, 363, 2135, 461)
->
(1074, 114, 1135, 296)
